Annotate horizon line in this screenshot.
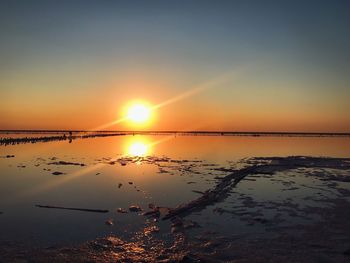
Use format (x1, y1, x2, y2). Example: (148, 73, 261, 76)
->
(0, 129, 350, 136)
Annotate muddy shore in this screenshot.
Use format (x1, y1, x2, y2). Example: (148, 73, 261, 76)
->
(0, 156, 349, 262)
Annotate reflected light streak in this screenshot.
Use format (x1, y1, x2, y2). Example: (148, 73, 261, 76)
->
(152, 71, 236, 110)
(88, 117, 127, 132)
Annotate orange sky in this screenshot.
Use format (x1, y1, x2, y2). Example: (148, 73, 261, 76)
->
(1, 1, 350, 132)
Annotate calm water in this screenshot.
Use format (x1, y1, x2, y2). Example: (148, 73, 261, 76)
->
(0, 135, 350, 247)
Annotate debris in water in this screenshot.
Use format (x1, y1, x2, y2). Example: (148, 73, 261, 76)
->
(144, 225, 160, 236)
(117, 208, 128, 213)
(129, 205, 142, 212)
(35, 205, 109, 213)
(0, 155, 15, 158)
(143, 208, 160, 218)
(105, 219, 114, 226)
(48, 161, 86, 166)
(52, 171, 65, 175)
(192, 190, 205, 194)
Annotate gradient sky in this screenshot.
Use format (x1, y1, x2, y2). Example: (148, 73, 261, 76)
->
(1, 0, 349, 132)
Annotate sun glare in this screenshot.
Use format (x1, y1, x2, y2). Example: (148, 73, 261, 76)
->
(127, 103, 151, 124)
(128, 141, 149, 157)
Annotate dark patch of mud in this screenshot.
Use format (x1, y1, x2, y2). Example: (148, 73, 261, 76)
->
(163, 156, 350, 220)
(1, 197, 349, 263)
(47, 161, 86, 167)
(51, 171, 65, 176)
(0, 155, 15, 158)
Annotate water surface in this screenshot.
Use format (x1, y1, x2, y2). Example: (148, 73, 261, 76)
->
(0, 134, 349, 247)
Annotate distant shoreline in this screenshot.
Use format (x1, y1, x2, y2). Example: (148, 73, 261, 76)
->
(0, 130, 350, 137)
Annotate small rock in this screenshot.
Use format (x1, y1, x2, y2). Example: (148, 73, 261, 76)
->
(129, 205, 142, 212)
(91, 242, 109, 251)
(52, 171, 64, 176)
(128, 182, 133, 185)
(144, 225, 160, 235)
(118, 183, 122, 188)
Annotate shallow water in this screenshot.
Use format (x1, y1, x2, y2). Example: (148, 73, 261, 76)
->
(0, 134, 349, 247)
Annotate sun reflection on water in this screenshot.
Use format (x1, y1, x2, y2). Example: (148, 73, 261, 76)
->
(126, 138, 150, 157)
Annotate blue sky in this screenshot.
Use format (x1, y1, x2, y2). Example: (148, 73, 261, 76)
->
(1, 0, 349, 131)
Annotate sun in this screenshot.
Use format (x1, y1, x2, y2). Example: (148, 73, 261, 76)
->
(126, 103, 151, 124)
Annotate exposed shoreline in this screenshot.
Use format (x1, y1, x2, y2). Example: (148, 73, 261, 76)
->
(1, 156, 349, 262)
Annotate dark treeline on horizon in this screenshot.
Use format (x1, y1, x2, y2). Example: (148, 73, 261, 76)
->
(1, 130, 350, 146)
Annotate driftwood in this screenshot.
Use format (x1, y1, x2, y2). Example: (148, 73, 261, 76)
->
(35, 205, 109, 213)
(163, 156, 350, 220)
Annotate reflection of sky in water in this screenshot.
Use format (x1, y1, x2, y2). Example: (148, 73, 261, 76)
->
(0, 135, 349, 246)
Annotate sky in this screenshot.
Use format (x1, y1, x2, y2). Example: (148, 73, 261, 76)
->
(0, 0, 349, 132)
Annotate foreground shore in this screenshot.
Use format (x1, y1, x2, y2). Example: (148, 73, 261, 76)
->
(1, 156, 349, 262)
